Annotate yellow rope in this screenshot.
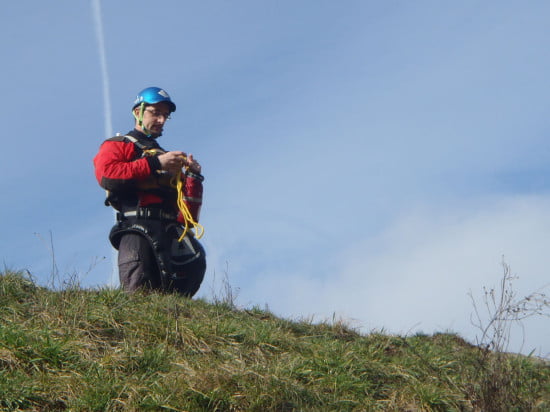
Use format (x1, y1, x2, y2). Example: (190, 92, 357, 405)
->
(142, 148, 162, 156)
(142, 149, 204, 241)
(171, 169, 205, 242)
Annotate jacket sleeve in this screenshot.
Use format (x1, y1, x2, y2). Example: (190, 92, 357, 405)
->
(178, 171, 204, 223)
(93, 139, 161, 191)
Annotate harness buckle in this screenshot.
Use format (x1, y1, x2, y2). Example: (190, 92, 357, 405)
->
(119, 207, 177, 221)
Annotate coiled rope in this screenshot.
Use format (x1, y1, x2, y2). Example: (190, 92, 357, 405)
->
(142, 149, 205, 242)
(171, 168, 204, 242)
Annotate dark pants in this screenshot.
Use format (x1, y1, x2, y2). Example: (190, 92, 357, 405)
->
(117, 232, 205, 296)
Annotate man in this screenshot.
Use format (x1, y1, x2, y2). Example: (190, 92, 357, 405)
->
(93, 87, 206, 296)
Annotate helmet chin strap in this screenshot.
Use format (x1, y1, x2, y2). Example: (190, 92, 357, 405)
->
(133, 103, 153, 137)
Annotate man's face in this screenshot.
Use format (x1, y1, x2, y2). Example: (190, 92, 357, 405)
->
(135, 101, 172, 137)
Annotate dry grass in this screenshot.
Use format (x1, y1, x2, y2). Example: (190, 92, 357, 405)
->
(0, 269, 548, 411)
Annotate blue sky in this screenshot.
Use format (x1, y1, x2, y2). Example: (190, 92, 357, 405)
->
(2, 1, 549, 356)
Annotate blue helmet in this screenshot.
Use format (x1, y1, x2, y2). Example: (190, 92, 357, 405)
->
(132, 87, 176, 112)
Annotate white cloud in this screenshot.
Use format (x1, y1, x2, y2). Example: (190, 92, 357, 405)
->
(239, 195, 550, 356)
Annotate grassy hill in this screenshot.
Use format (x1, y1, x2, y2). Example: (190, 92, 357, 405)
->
(0, 270, 548, 411)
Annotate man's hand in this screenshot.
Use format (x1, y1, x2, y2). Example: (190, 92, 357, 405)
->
(158, 151, 202, 175)
(185, 154, 202, 174)
(158, 151, 187, 174)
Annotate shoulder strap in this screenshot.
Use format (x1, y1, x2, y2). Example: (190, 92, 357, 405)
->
(123, 134, 147, 150)
(106, 134, 157, 149)
(106, 134, 164, 157)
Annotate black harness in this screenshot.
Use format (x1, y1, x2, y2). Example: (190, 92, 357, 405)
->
(105, 132, 205, 286)
(109, 212, 204, 283)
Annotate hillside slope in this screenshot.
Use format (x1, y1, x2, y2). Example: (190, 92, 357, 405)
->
(0, 270, 548, 411)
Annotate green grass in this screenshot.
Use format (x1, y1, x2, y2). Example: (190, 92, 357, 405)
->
(0, 269, 548, 411)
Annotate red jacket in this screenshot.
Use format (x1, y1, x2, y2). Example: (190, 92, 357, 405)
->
(93, 129, 203, 223)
